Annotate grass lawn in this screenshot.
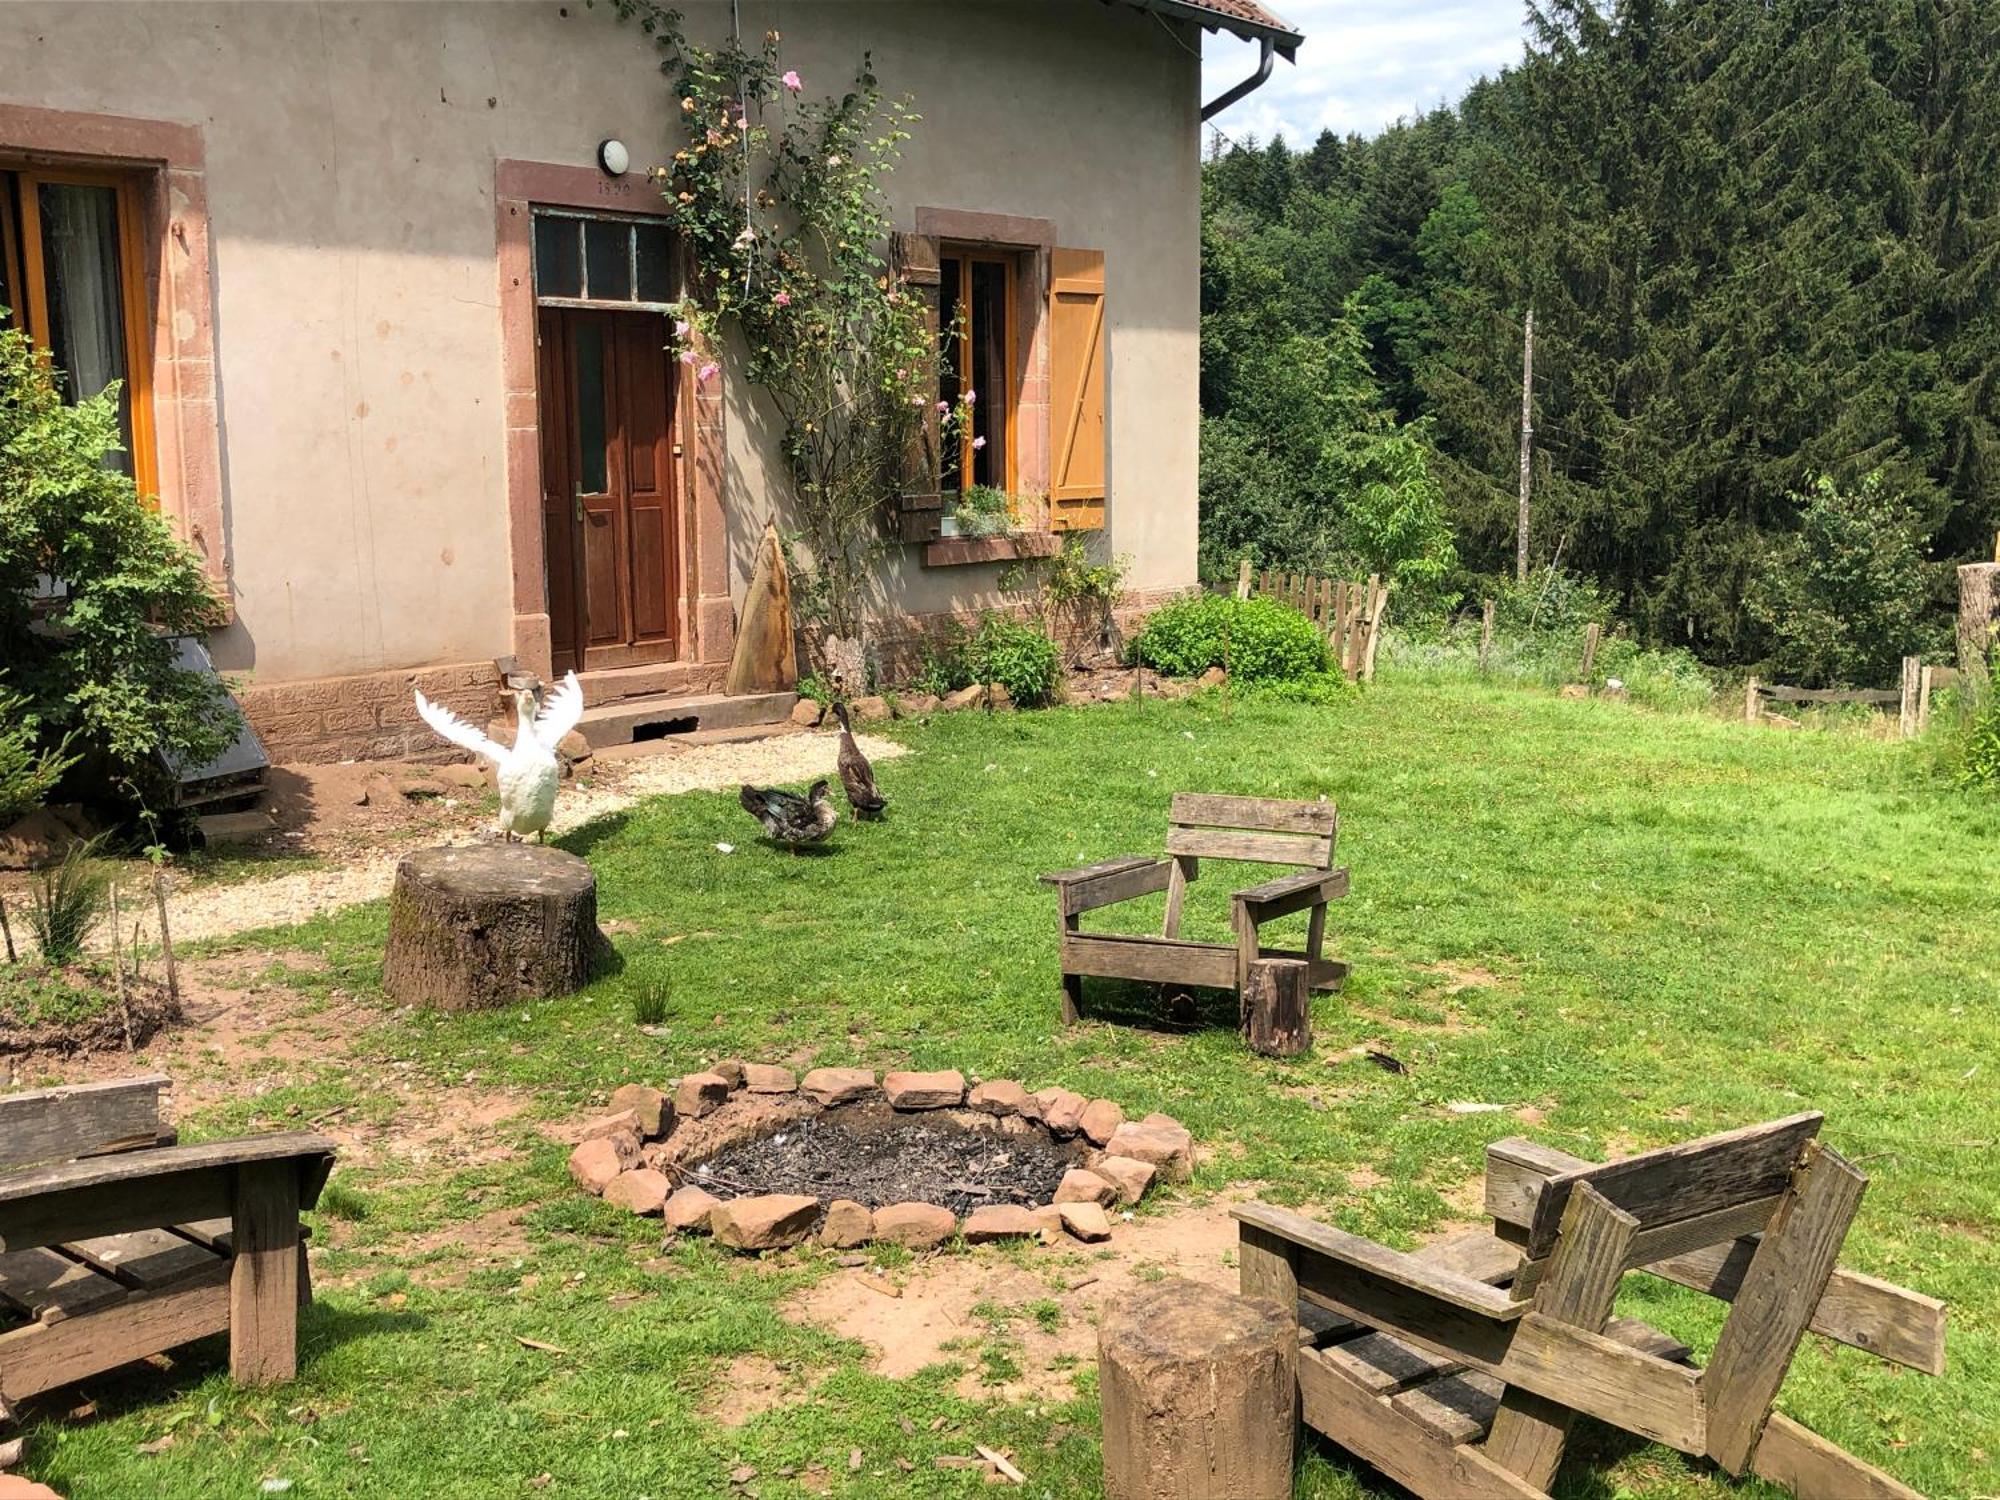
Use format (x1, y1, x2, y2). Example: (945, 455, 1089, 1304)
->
(14, 679, 1997, 1498)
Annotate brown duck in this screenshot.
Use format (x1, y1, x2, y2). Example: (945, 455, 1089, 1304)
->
(833, 702, 887, 818)
(739, 779, 838, 848)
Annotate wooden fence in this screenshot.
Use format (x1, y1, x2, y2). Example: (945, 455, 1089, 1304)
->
(1234, 560, 1390, 681)
(1746, 657, 1959, 739)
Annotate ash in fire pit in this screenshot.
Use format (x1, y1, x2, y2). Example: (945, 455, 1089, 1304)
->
(689, 1102, 1086, 1216)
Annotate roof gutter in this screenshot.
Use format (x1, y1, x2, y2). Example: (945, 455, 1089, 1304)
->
(1201, 34, 1276, 121)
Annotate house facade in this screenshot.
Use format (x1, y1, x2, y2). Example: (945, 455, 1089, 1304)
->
(0, 0, 1300, 762)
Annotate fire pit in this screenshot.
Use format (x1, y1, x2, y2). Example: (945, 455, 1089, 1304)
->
(567, 1065, 1193, 1254)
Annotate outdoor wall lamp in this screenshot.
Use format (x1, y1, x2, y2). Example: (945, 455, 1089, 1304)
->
(597, 138, 630, 177)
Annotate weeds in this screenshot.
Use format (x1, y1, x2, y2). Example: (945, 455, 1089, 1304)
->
(23, 835, 107, 965)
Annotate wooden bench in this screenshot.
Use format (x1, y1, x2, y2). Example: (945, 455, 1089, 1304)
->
(0, 1075, 335, 1415)
(1234, 1112, 1946, 1499)
(1039, 793, 1348, 1026)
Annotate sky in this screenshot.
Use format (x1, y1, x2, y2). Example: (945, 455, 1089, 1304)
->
(1199, 0, 1535, 146)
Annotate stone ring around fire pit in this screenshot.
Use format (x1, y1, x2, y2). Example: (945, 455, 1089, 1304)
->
(566, 1063, 1194, 1254)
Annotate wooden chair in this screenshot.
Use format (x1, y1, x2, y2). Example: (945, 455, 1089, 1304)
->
(1233, 1113, 1946, 1500)
(1039, 793, 1348, 1025)
(0, 1075, 335, 1417)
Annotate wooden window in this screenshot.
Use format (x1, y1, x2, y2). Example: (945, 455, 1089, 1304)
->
(0, 167, 157, 500)
(1049, 248, 1106, 531)
(531, 210, 678, 309)
(940, 247, 1017, 494)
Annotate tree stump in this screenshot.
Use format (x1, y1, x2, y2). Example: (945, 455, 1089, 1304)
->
(1958, 562, 1999, 693)
(382, 844, 607, 1010)
(1099, 1277, 1297, 1500)
(1241, 957, 1312, 1057)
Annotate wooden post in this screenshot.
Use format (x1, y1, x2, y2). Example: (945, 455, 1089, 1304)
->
(1241, 958, 1312, 1057)
(1235, 557, 1252, 601)
(1516, 305, 1535, 583)
(1579, 622, 1602, 683)
(107, 884, 134, 1051)
(1099, 1278, 1297, 1500)
(1918, 664, 1936, 734)
(1330, 580, 1349, 671)
(1479, 598, 1495, 675)
(1899, 656, 1922, 739)
(230, 1160, 303, 1385)
(152, 870, 179, 1010)
(1363, 585, 1389, 682)
(0, 895, 13, 964)
(1744, 677, 1761, 724)
(1957, 562, 1999, 695)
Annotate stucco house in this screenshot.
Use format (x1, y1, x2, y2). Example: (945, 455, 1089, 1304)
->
(0, 0, 1301, 762)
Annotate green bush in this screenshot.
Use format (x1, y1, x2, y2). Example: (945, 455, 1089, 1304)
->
(1, 322, 237, 807)
(0, 686, 74, 825)
(1237, 671, 1358, 706)
(1933, 694, 2000, 789)
(1128, 593, 1328, 682)
(964, 615, 1062, 707)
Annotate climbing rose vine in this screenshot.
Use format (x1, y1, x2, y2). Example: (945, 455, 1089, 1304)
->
(599, 2, 969, 642)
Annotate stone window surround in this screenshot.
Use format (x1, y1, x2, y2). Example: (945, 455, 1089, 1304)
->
(494, 158, 733, 683)
(0, 103, 227, 609)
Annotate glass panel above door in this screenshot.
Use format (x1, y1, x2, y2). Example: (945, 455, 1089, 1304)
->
(533, 211, 676, 310)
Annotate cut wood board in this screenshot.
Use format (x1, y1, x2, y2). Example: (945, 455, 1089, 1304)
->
(724, 522, 797, 695)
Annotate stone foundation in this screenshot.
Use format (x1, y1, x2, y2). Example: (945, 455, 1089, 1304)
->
(826, 586, 1185, 688)
(237, 660, 501, 766)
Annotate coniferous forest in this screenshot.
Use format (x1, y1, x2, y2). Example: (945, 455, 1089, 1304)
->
(1200, 0, 2000, 683)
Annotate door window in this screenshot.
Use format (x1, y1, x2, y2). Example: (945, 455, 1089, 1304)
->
(532, 210, 676, 309)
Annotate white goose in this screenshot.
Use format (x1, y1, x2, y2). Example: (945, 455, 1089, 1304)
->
(414, 672, 586, 842)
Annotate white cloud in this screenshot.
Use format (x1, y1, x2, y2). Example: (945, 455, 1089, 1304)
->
(1201, 0, 1532, 144)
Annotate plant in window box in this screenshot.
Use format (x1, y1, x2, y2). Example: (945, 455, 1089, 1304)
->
(950, 484, 1016, 539)
(598, 1, 971, 647)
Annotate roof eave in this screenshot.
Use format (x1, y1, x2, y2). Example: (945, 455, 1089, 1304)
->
(1119, 0, 1304, 61)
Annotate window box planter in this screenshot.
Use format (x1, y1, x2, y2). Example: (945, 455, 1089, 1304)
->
(922, 532, 1063, 568)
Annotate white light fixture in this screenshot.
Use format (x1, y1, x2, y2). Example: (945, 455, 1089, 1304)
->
(597, 138, 630, 177)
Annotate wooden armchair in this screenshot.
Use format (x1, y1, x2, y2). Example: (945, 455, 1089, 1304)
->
(1039, 793, 1348, 1025)
(1234, 1112, 1946, 1500)
(0, 1075, 335, 1415)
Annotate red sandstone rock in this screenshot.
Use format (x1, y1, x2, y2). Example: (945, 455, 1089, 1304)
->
(0, 1478, 65, 1499)
(567, 1138, 625, 1195)
(608, 1085, 673, 1138)
(1034, 1087, 1089, 1137)
(1058, 1201, 1113, 1242)
(1094, 1155, 1158, 1206)
(963, 1205, 1042, 1243)
(897, 692, 941, 717)
(872, 1201, 956, 1250)
(790, 697, 824, 727)
(966, 1080, 1030, 1116)
(663, 1185, 722, 1234)
(850, 695, 893, 723)
(1055, 1168, 1117, 1207)
(820, 1199, 874, 1248)
(801, 1067, 876, 1105)
(1079, 1099, 1125, 1146)
(940, 685, 984, 712)
(711, 1194, 821, 1252)
(712, 1059, 747, 1090)
(883, 1069, 966, 1110)
(742, 1063, 798, 1094)
(603, 1168, 671, 1216)
(578, 1109, 644, 1151)
(1104, 1119, 1193, 1182)
(674, 1072, 732, 1120)
(1029, 1204, 1066, 1243)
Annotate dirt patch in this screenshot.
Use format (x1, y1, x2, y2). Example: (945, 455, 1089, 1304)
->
(0, 963, 180, 1058)
(1422, 961, 1506, 993)
(702, 1353, 803, 1428)
(687, 1104, 1086, 1215)
(783, 1194, 1245, 1403)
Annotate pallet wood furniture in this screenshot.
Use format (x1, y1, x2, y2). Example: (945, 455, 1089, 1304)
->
(1040, 793, 1348, 1026)
(1234, 1112, 1946, 1500)
(0, 1075, 335, 1411)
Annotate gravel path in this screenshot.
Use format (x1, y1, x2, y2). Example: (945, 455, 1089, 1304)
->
(137, 731, 906, 950)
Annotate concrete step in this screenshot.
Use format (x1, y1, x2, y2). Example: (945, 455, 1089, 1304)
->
(590, 719, 803, 762)
(574, 661, 716, 708)
(574, 690, 798, 751)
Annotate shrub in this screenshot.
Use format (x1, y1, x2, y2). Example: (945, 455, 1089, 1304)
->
(24, 836, 107, 966)
(1, 324, 237, 807)
(1238, 672, 1358, 706)
(952, 485, 1014, 537)
(1933, 694, 2000, 789)
(964, 614, 1062, 707)
(0, 686, 74, 825)
(1129, 593, 1327, 682)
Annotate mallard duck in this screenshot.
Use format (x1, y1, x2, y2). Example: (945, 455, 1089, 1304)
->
(414, 672, 584, 842)
(740, 779, 837, 848)
(833, 703, 886, 818)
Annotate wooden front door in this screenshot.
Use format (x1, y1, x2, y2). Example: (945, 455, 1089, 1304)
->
(538, 308, 681, 673)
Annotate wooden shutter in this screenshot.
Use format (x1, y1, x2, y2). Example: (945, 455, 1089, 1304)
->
(890, 230, 944, 544)
(1049, 247, 1106, 531)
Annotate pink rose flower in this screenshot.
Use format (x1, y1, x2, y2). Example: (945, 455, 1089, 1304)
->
(972, 436, 988, 450)
(773, 291, 792, 308)
(781, 70, 803, 92)
(936, 400, 951, 414)
(963, 390, 977, 405)
(680, 350, 698, 366)
(674, 320, 691, 339)
(697, 362, 719, 384)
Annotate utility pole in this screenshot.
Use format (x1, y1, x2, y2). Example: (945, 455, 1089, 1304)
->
(1516, 305, 1534, 584)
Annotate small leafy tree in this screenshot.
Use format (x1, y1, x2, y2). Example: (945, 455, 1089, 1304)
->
(0, 685, 73, 824)
(0, 321, 237, 806)
(1747, 473, 1948, 687)
(601, 2, 962, 641)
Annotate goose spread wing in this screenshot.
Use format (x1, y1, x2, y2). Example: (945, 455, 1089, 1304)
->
(531, 670, 585, 750)
(415, 690, 506, 764)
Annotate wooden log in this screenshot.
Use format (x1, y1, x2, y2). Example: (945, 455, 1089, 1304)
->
(1479, 599, 1495, 675)
(381, 844, 609, 1011)
(725, 521, 797, 694)
(1099, 1277, 1297, 1500)
(1242, 957, 1312, 1057)
(1957, 561, 2000, 692)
